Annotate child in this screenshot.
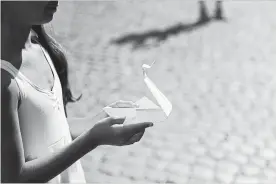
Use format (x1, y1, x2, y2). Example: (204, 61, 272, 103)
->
(1, 1, 153, 183)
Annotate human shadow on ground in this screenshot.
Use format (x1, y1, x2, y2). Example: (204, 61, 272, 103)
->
(111, 1, 226, 50)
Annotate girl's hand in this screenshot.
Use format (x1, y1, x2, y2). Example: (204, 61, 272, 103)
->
(89, 117, 153, 146)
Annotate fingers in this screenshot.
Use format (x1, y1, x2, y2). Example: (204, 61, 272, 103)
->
(109, 100, 139, 108)
(131, 131, 145, 142)
(123, 122, 153, 135)
(107, 117, 126, 126)
(124, 131, 145, 145)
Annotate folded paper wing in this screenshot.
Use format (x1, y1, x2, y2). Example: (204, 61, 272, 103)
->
(103, 62, 172, 124)
(143, 75, 172, 117)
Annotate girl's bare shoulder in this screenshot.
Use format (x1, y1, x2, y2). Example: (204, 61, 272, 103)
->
(1, 69, 20, 102)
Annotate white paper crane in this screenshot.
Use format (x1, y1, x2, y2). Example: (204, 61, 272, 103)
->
(103, 61, 172, 124)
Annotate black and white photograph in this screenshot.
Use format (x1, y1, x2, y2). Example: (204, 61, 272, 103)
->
(1, 0, 276, 183)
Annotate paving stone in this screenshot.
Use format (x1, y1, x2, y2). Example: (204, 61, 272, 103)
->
(263, 168, 276, 179)
(229, 135, 244, 144)
(250, 157, 267, 168)
(259, 148, 276, 160)
(127, 146, 153, 158)
(165, 174, 189, 184)
(209, 148, 226, 160)
(208, 132, 226, 143)
(267, 140, 276, 151)
(121, 166, 145, 181)
(215, 171, 235, 184)
(163, 142, 184, 152)
(189, 144, 207, 156)
(247, 138, 266, 149)
(121, 157, 147, 168)
(164, 163, 190, 176)
(220, 142, 237, 153)
(98, 163, 122, 176)
(189, 177, 215, 184)
(175, 152, 197, 164)
(241, 164, 261, 176)
(85, 171, 118, 183)
(204, 138, 220, 149)
(270, 160, 276, 169)
(196, 156, 217, 169)
(82, 152, 102, 164)
(192, 165, 215, 181)
(161, 132, 180, 141)
(146, 158, 171, 171)
(239, 144, 256, 156)
(114, 179, 134, 184)
(217, 160, 240, 174)
(141, 138, 164, 150)
(181, 135, 201, 145)
(259, 178, 276, 184)
(154, 150, 176, 161)
(235, 176, 260, 184)
(144, 170, 168, 183)
(227, 152, 249, 165)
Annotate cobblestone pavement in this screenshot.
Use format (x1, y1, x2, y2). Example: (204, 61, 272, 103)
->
(50, 1, 276, 183)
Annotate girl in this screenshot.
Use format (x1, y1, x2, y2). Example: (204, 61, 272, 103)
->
(1, 1, 153, 183)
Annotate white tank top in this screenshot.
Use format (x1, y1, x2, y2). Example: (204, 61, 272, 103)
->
(0, 46, 86, 183)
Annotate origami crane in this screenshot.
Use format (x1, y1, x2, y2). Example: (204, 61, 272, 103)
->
(103, 61, 172, 124)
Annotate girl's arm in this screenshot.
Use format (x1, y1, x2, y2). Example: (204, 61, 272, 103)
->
(1, 73, 98, 183)
(19, 130, 97, 183)
(2, 72, 151, 183)
(68, 100, 138, 139)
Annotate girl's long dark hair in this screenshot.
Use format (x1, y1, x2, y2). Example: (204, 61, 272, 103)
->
(31, 25, 81, 116)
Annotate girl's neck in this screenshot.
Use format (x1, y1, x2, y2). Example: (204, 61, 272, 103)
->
(1, 21, 32, 66)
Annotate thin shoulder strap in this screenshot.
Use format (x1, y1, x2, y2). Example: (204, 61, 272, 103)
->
(39, 45, 58, 78)
(31, 33, 57, 78)
(1, 60, 20, 78)
(1, 60, 26, 99)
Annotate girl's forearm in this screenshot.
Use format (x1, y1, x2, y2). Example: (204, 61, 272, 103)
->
(18, 129, 98, 183)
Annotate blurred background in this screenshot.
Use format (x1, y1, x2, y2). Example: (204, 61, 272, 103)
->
(47, 0, 276, 183)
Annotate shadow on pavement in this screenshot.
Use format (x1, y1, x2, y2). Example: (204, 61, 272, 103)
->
(111, 1, 226, 50)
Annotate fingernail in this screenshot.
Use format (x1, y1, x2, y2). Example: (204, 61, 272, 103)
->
(148, 123, 154, 127)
